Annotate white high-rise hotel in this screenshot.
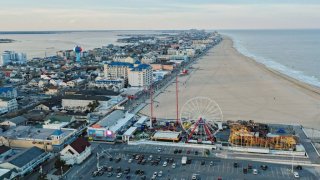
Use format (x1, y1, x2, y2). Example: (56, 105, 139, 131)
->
(104, 62, 152, 87)
(0, 51, 27, 66)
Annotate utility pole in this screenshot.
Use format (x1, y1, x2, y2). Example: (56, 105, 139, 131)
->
(150, 81, 154, 128)
(176, 75, 179, 126)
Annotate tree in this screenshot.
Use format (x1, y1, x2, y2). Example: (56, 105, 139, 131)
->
(54, 159, 66, 169)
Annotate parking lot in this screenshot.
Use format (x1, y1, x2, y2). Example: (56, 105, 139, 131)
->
(69, 144, 318, 180)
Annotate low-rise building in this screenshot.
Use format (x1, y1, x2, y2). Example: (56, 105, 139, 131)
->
(87, 110, 135, 142)
(0, 146, 50, 177)
(0, 87, 17, 99)
(0, 146, 13, 163)
(0, 126, 77, 151)
(0, 98, 18, 113)
(62, 95, 110, 112)
(0, 116, 27, 127)
(43, 115, 75, 129)
(60, 138, 91, 165)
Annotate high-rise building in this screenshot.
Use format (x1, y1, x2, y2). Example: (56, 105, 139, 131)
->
(0, 51, 27, 66)
(128, 64, 152, 87)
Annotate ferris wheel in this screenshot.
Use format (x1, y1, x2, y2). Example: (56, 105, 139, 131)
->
(180, 97, 223, 143)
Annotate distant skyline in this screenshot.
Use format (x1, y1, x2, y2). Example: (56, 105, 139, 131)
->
(1, 0, 320, 31)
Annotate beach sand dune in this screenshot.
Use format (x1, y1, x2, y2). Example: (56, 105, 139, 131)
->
(140, 37, 320, 129)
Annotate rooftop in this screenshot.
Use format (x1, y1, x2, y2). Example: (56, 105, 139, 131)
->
(0, 87, 15, 93)
(0, 145, 11, 155)
(62, 95, 110, 101)
(7, 146, 45, 168)
(131, 64, 151, 71)
(0, 126, 75, 141)
(93, 110, 134, 132)
(69, 137, 91, 154)
(106, 61, 134, 68)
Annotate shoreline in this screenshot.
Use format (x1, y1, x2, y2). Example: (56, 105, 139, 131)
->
(140, 36, 320, 130)
(226, 36, 320, 97)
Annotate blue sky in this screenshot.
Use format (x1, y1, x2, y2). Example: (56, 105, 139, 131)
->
(0, 0, 319, 30)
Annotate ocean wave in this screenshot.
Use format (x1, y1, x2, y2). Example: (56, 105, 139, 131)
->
(225, 34, 320, 88)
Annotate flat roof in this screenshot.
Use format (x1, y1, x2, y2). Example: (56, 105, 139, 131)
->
(124, 127, 137, 136)
(152, 131, 181, 139)
(62, 95, 110, 101)
(0, 126, 75, 141)
(134, 116, 148, 126)
(95, 110, 135, 132)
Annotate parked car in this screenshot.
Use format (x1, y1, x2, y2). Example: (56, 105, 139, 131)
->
(158, 171, 163, 177)
(163, 161, 167, 167)
(243, 168, 248, 174)
(295, 165, 302, 170)
(233, 162, 239, 168)
(293, 171, 300, 178)
(172, 163, 176, 169)
(253, 169, 258, 175)
(201, 161, 205, 165)
(210, 161, 214, 166)
(116, 173, 122, 178)
(260, 165, 268, 170)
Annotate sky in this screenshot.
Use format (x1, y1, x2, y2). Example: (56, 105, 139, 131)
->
(0, 0, 320, 31)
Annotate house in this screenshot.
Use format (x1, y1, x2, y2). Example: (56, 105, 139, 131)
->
(0, 146, 50, 177)
(0, 98, 18, 113)
(60, 138, 91, 165)
(0, 116, 27, 127)
(45, 86, 58, 95)
(0, 146, 13, 163)
(0, 87, 17, 98)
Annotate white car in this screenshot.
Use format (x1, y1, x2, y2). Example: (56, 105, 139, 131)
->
(163, 161, 167, 167)
(128, 159, 132, 163)
(153, 172, 158, 176)
(158, 148, 162, 152)
(253, 169, 258, 175)
(116, 173, 122, 178)
(158, 171, 163, 177)
(293, 171, 300, 178)
(172, 163, 176, 169)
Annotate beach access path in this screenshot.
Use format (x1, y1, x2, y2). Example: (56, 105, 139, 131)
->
(140, 37, 320, 129)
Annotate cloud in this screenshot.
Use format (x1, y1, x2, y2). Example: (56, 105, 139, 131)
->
(0, 2, 320, 30)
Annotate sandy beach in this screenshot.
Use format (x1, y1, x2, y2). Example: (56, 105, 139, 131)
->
(140, 37, 320, 129)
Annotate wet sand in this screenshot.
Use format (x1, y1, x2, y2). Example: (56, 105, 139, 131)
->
(140, 37, 320, 129)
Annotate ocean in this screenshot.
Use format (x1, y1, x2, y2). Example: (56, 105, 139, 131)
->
(1, 29, 320, 88)
(221, 29, 320, 87)
(0, 30, 162, 59)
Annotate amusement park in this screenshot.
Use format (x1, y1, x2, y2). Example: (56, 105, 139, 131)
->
(122, 94, 304, 156)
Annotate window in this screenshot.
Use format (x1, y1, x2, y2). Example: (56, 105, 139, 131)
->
(68, 149, 75, 155)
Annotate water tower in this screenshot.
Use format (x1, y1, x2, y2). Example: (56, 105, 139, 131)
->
(73, 45, 83, 63)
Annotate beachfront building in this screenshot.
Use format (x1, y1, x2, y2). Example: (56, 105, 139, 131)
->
(0, 98, 18, 113)
(0, 87, 17, 99)
(128, 64, 152, 87)
(104, 62, 133, 80)
(87, 110, 135, 142)
(60, 138, 91, 165)
(0, 126, 77, 151)
(0, 51, 27, 66)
